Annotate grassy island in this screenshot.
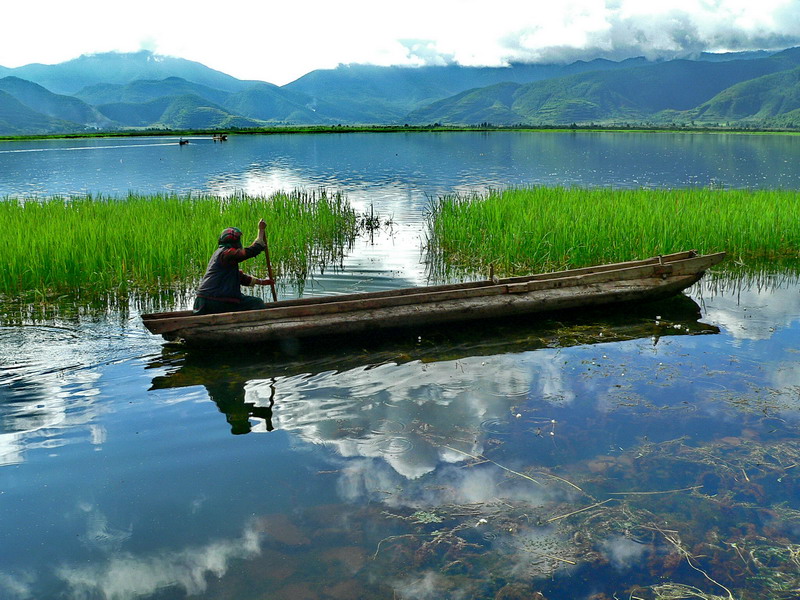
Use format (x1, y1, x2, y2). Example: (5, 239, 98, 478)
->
(428, 186, 800, 276)
(4, 185, 800, 305)
(1, 190, 357, 300)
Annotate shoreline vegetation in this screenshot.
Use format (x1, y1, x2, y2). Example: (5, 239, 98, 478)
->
(3, 187, 799, 308)
(1, 191, 357, 303)
(1, 123, 800, 142)
(427, 187, 800, 278)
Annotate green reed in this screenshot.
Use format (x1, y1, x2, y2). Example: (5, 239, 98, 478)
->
(1, 190, 357, 299)
(427, 186, 800, 277)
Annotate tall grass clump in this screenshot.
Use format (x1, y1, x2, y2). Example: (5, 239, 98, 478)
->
(1, 190, 357, 300)
(427, 186, 800, 277)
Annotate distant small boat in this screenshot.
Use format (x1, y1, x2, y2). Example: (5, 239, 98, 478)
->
(212, 134, 228, 141)
(178, 138, 189, 145)
(141, 250, 725, 346)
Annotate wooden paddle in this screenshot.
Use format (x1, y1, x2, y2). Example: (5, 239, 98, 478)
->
(264, 236, 278, 302)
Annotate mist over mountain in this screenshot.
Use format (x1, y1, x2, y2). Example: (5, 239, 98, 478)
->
(0, 77, 110, 127)
(75, 76, 231, 106)
(282, 57, 652, 121)
(689, 66, 800, 124)
(94, 94, 266, 129)
(223, 82, 335, 124)
(1, 47, 800, 135)
(0, 89, 78, 134)
(407, 48, 800, 126)
(1, 50, 254, 95)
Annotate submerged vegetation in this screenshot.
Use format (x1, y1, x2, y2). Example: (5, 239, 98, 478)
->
(162, 306, 800, 599)
(427, 186, 800, 278)
(0, 190, 357, 302)
(365, 428, 800, 599)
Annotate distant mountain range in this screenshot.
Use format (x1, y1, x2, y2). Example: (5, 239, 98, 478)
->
(0, 47, 799, 135)
(408, 47, 800, 126)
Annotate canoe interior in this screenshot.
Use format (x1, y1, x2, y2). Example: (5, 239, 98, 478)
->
(141, 250, 725, 337)
(144, 250, 701, 321)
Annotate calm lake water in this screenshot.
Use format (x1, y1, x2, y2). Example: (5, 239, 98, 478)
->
(2, 132, 800, 599)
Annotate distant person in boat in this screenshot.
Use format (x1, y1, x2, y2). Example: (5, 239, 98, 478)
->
(193, 219, 274, 315)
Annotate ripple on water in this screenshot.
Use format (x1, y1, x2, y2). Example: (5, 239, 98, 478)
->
(0, 318, 162, 384)
(369, 419, 406, 434)
(377, 436, 414, 456)
(480, 418, 513, 435)
(486, 387, 531, 399)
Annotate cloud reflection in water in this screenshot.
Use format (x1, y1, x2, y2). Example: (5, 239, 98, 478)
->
(255, 353, 561, 479)
(57, 525, 263, 600)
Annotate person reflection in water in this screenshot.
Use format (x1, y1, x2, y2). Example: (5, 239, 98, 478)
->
(206, 380, 276, 435)
(193, 219, 274, 315)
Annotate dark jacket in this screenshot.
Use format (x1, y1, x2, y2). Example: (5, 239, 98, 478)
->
(196, 242, 265, 302)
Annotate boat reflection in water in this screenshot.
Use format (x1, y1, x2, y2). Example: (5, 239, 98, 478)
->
(148, 294, 718, 442)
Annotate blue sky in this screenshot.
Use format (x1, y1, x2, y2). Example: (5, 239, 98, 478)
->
(3, 0, 800, 85)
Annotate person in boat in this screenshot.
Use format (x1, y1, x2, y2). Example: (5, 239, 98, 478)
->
(193, 219, 274, 315)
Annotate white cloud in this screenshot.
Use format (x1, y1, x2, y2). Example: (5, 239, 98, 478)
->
(336, 457, 555, 509)
(77, 504, 133, 552)
(392, 571, 456, 600)
(57, 525, 263, 599)
(699, 278, 800, 342)
(264, 356, 537, 478)
(600, 535, 649, 570)
(0, 571, 35, 600)
(1, 1, 798, 84)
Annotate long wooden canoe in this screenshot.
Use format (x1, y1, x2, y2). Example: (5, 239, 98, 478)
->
(141, 250, 725, 346)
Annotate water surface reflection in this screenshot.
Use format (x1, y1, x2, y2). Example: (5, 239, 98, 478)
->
(6, 279, 800, 598)
(4, 132, 800, 200)
(123, 285, 796, 597)
(148, 297, 721, 485)
(5, 130, 800, 597)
